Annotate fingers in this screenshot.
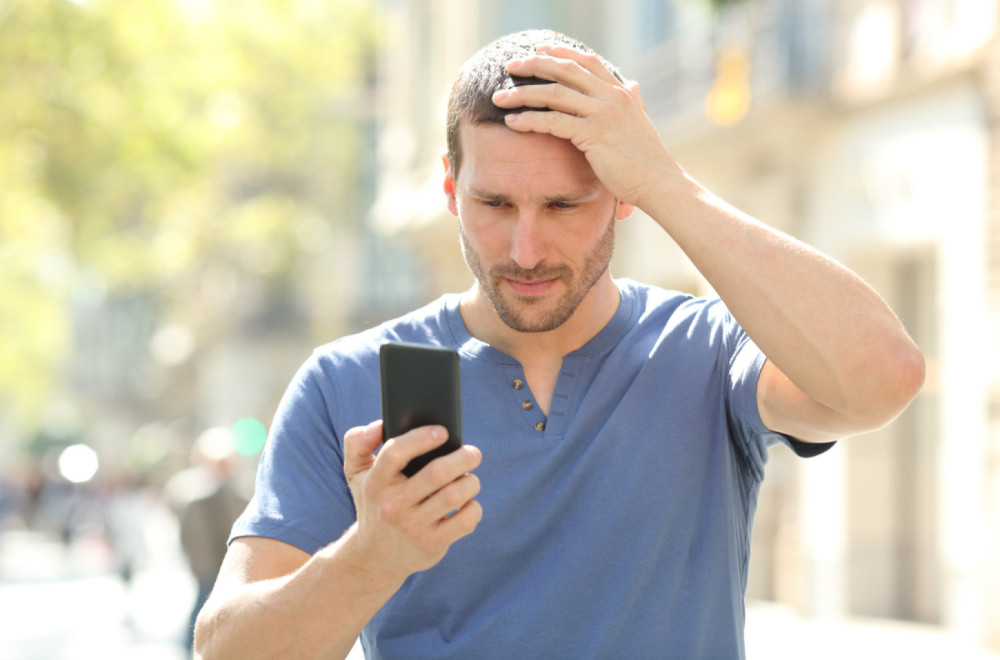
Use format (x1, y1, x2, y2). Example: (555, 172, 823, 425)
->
(366, 424, 481, 495)
(494, 45, 647, 144)
(432, 496, 483, 544)
(502, 44, 623, 99)
(353, 429, 483, 573)
(374, 425, 451, 479)
(345, 421, 460, 487)
(375, 434, 481, 530)
(501, 109, 579, 141)
(409, 472, 483, 558)
(409, 445, 482, 517)
(493, 82, 598, 119)
(529, 44, 622, 89)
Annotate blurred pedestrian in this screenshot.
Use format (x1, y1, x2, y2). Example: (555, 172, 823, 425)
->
(171, 430, 248, 651)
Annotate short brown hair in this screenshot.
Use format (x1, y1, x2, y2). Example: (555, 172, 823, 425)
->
(445, 29, 624, 180)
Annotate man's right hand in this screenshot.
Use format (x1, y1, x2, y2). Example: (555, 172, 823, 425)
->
(194, 424, 480, 660)
(343, 420, 483, 580)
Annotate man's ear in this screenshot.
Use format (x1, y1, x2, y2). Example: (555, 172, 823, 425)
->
(442, 154, 458, 217)
(615, 199, 635, 221)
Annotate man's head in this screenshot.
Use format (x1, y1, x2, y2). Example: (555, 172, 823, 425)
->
(445, 29, 624, 182)
(443, 31, 633, 338)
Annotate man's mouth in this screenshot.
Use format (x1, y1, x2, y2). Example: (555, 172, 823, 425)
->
(503, 277, 559, 297)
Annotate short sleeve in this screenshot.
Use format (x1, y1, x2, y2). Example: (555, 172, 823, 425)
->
(727, 332, 835, 479)
(229, 352, 358, 555)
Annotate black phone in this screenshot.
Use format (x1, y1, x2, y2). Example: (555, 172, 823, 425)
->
(379, 341, 463, 477)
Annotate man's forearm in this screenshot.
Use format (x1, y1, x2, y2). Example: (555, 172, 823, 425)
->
(641, 174, 924, 429)
(195, 530, 405, 660)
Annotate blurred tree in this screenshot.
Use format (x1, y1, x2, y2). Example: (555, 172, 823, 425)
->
(0, 0, 378, 435)
(707, 0, 747, 10)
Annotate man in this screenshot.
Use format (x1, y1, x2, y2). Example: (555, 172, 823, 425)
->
(171, 431, 249, 650)
(195, 29, 924, 659)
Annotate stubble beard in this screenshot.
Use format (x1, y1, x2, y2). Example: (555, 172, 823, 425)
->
(460, 212, 616, 334)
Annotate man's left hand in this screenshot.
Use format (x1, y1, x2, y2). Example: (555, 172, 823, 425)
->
(491, 44, 681, 211)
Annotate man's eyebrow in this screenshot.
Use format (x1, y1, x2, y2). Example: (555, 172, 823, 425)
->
(467, 186, 511, 201)
(544, 189, 602, 203)
(466, 186, 603, 203)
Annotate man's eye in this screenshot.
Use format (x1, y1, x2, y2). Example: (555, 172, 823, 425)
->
(551, 202, 575, 210)
(482, 200, 506, 208)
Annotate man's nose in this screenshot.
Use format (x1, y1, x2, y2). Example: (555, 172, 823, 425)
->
(510, 211, 547, 270)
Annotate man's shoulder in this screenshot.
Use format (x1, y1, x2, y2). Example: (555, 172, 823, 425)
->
(616, 279, 738, 344)
(617, 278, 711, 318)
(312, 294, 461, 364)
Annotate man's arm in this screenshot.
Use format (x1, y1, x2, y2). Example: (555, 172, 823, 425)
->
(194, 422, 482, 659)
(493, 45, 925, 442)
(645, 179, 926, 442)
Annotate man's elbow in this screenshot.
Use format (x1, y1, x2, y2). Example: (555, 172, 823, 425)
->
(856, 339, 926, 431)
(193, 597, 223, 660)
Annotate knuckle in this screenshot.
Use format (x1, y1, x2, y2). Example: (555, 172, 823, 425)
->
(421, 461, 448, 485)
(610, 85, 631, 101)
(378, 498, 401, 524)
(378, 438, 407, 470)
(397, 516, 419, 539)
(555, 57, 576, 72)
(439, 485, 464, 511)
(380, 437, 398, 458)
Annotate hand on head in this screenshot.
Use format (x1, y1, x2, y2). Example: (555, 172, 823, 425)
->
(491, 44, 680, 211)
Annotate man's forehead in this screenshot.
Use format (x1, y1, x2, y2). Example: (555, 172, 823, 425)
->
(458, 122, 599, 185)
(460, 120, 576, 150)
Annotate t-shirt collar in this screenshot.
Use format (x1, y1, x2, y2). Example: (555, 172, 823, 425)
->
(441, 279, 639, 364)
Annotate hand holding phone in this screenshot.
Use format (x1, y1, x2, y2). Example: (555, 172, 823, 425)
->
(379, 342, 463, 477)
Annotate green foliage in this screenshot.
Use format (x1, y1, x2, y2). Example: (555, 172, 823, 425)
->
(0, 0, 378, 428)
(706, 0, 747, 11)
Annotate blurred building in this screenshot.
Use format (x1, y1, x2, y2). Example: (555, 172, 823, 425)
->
(369, 0, 1000, 651)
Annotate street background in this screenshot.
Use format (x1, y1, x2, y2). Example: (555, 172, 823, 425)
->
(3, 0, 1000, 657)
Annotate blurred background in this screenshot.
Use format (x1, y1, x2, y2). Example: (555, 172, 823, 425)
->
(1, 0, 999, 658)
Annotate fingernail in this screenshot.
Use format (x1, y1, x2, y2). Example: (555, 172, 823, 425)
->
(492, 89, 509, 101)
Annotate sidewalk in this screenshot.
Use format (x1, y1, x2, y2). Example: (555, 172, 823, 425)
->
(0, 527, 193, 660)
(3, 529, 997, 659)
(0, 572, 191, 660)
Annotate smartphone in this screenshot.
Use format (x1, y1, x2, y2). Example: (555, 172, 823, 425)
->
(379, 341, 463, 477)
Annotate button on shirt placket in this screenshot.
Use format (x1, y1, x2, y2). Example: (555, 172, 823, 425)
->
(511, 378, 545, 432)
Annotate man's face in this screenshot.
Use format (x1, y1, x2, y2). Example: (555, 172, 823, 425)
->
(444, 123, 628, 333)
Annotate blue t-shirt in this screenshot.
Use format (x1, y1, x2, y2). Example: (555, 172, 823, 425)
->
(231, 279, 819, 659)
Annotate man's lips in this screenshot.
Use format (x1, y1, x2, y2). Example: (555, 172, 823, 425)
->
(504, 277, 559, 296)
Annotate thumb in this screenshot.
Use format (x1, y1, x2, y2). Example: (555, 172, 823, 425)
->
(344, 420, 383, 480)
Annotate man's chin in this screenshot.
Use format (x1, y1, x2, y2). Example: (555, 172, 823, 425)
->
(495, 302, 572, 334)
